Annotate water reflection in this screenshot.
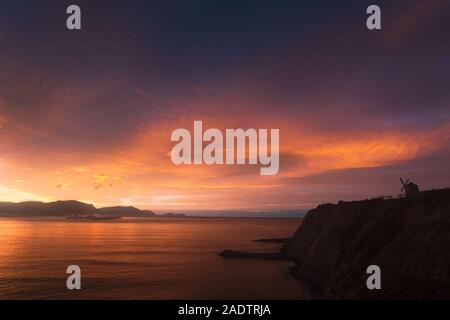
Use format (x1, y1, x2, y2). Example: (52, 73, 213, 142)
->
(0, 217, 305, 299)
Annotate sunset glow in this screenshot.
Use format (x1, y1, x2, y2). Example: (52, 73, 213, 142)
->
(0, 0, 449, 212)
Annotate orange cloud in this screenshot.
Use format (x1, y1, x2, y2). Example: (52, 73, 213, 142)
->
(1, 113, 448, 210)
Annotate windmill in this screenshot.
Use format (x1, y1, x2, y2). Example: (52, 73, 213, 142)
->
(400, 178, 419, 197)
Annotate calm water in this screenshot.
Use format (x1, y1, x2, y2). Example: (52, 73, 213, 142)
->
(0, 217, 305, 299)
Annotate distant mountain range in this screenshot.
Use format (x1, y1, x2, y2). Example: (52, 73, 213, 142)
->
(0, 200, 185, 218)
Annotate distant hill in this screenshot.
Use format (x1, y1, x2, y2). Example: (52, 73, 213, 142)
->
(96, 206, 155, 217)
(159, 212, 187, 218)
(0, 200, 155, 217)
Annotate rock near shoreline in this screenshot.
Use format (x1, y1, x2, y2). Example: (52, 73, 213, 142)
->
(282, 189, 450, 299)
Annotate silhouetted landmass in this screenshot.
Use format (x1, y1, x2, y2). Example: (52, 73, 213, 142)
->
(97, 206, 155, 217)
(282, 189, 450, 299)
(218, 189, 450, 299)
(0, 200, 156, 218)
(0, 200, 96, 216)
(159, 212, 187, 218)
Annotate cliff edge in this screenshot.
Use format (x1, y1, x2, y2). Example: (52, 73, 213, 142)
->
(283, 189, 450, 299)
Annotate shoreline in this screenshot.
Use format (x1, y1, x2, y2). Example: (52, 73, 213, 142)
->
(0, 215, 303, 221)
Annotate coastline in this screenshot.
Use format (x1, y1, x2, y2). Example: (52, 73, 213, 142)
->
(218, 189, 450, 299)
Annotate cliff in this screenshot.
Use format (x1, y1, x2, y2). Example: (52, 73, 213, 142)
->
(283, 189, 450, 299)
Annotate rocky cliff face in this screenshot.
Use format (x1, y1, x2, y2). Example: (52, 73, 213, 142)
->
(283, 189, 450, 299)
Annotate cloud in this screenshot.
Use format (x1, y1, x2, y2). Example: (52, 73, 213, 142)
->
(0, 184, 51, 202)
(0, 1, 448, 210)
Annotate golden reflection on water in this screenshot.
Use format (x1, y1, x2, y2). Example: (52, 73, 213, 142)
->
(0, 217, 305, 299)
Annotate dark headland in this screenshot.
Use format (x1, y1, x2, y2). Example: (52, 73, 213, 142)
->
(0, 200, 186, 219)
(221, 189, 450, 299)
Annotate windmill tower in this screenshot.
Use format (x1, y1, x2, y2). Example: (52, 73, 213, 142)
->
(400, 178, 419, 197)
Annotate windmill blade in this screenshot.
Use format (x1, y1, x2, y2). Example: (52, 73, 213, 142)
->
(400, 177, 405, 186)
(401, 185, 405, 192)
(401, 179, 410, 192)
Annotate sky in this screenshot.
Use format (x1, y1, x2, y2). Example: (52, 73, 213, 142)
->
(0, 0, 449, 212)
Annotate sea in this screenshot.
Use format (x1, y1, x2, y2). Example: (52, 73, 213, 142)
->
(0, 217, 306, 299)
